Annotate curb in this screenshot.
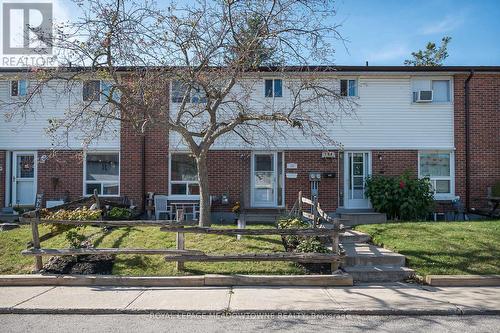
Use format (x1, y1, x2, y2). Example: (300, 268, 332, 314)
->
(425, 275, 500, 287)
(1, 307, 499, 316)
(0, 273, 353, 287)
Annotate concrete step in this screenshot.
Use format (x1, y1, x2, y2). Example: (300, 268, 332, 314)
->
(339, 230, 371, 243)
(0, 214, 19, 223)
(340, 212, 387, 226)
(341, 243, 406, 267)
(343, 265, 415, 283)
(243, 214, 280, 224)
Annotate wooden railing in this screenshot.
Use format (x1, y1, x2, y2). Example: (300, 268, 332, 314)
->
(21, 208, 344, 273)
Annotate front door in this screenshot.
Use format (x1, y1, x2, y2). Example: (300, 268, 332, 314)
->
(251, 153, 277, 207)
(12, 152, 37, 206)
(344, 151, 371, 209)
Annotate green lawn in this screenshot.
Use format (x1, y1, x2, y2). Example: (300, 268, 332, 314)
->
(356, 220, 500, 276)
(0, 224, 304, 276)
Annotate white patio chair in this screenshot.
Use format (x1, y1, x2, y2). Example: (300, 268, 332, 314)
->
(154, 195, 169, 220)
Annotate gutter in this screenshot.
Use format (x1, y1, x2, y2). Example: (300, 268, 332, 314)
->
(464, 70, 474, 212)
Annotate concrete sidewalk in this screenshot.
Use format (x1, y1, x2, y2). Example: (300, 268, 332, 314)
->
(0, 283, 499, 315)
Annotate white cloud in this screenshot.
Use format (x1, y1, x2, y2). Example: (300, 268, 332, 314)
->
(420, 13, 466, 35)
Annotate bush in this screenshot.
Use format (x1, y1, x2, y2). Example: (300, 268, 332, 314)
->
(276, 216, 311, 250)
(365, 172, 434, 220)
(296, 238, 330, 253)
(106, 207, 132, 220)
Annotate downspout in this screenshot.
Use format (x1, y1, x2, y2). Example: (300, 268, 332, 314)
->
(464, 70, 474, 212)
(142, 133, 146, 211)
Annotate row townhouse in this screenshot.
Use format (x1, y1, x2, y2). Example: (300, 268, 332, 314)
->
(0, 66, 499, 221)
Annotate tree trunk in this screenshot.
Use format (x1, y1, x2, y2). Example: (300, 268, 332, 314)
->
(196, 155, 212, 227)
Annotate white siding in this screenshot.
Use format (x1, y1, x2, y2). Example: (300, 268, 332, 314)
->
(170, 74, 454, 150)
(0, 79, 120, 150)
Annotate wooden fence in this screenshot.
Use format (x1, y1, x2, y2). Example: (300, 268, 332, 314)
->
(20, 206, 344, 273)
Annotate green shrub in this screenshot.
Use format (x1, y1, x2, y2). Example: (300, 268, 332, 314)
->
(107, 207, 132, 220)
(276, 216, 311, 249)
(365, 172, 434, 220)
(296, 238, 330, 253)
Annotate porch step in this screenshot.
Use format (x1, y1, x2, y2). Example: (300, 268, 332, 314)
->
(242, 213, 282, 224)
(339, 230, 371, 243)
(343, 265, 415, 283)
(340, 212, 387, 226)
(0, 213, 19, 223)
(341, 243, 406, 267)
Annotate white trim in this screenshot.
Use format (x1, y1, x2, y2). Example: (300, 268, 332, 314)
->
(168, 152, 200, 198)
(418, 150, 455, 200)
(83, 150, 120, 197)
(343, 151, 372, 209)
(12, 151, 37, 206)
(167, 146, 456, 152)
(250, 151, 285, 208)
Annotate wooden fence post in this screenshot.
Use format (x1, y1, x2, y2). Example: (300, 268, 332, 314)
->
(176, 209, 185, 271)
(31, 194, 43, 272)
(297, 191, 303, 215)
(312, 196, 319, 227)
(330, 217, 340, 273)
(237, 213, 246, 241)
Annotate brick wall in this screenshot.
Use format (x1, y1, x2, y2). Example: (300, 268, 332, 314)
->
(0, 151, 5, 208)
(37, 150, 84, 205)
(454, 73, 500, 209)
(371, 150, 418, 177)
(120, 122, 145, 209)
(206, 150, 251, 212)
(145, 123, 169, 195)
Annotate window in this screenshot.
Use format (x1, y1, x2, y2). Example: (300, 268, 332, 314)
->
(85, 153, 119, 196)
(11, 80, 27, 97)
(83, 80, 101, 101)
(171, 81, 206, 103)
(432, 80, 450, 102)
(340, 79, 357, 97)
(419, 152, 454, 198)
(412, 78, 451, 103)
(170, 153, 199, 196)
(264, 79, 282, 98)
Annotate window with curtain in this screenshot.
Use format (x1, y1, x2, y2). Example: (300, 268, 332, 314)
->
(432, 80, 450, 102)
(170, 153, 199, 195)
(11, 80, 27, 97)
(85, 153, 120, 195)
(419, 152, 453, 196)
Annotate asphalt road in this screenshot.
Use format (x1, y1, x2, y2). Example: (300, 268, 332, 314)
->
(1, 314, 499, 333)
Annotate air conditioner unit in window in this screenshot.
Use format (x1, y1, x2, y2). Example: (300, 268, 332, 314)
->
(415, 90, 433, 102)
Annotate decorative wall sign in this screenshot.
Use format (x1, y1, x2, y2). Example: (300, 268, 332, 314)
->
(286, 163, 297, 169)
(286, 173, 298, 179)
(321, 151, 336, 158)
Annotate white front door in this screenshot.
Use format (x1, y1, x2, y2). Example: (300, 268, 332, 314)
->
(344, 151, 371, 209)
(251, 152, 277, 207)
(12, 152, 37, 206)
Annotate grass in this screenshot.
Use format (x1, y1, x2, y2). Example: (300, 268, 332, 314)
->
(0, 224, 304, 276)
(356, 220, 500, 276)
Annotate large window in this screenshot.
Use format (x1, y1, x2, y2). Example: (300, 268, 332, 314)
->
(170, 153, 199, 196)
(412, 78, 451, 103)
(85, 153, 120, 196)
(419, 152, 454, 198)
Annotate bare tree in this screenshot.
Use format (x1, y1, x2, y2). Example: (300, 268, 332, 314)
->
(2, 0, 353, 226)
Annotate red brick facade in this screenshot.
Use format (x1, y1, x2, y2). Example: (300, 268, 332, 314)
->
(1, 73, 498, 216)
(454, 73, 500, 209)
(37, 151, 84, 205)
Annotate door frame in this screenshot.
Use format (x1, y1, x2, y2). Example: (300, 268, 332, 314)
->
(250, 151, 283, 208)
(343, 151, 372, 209)
(12, 151, 38, 206)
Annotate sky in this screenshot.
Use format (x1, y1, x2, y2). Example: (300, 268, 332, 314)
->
(52, 0, 500, 66)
